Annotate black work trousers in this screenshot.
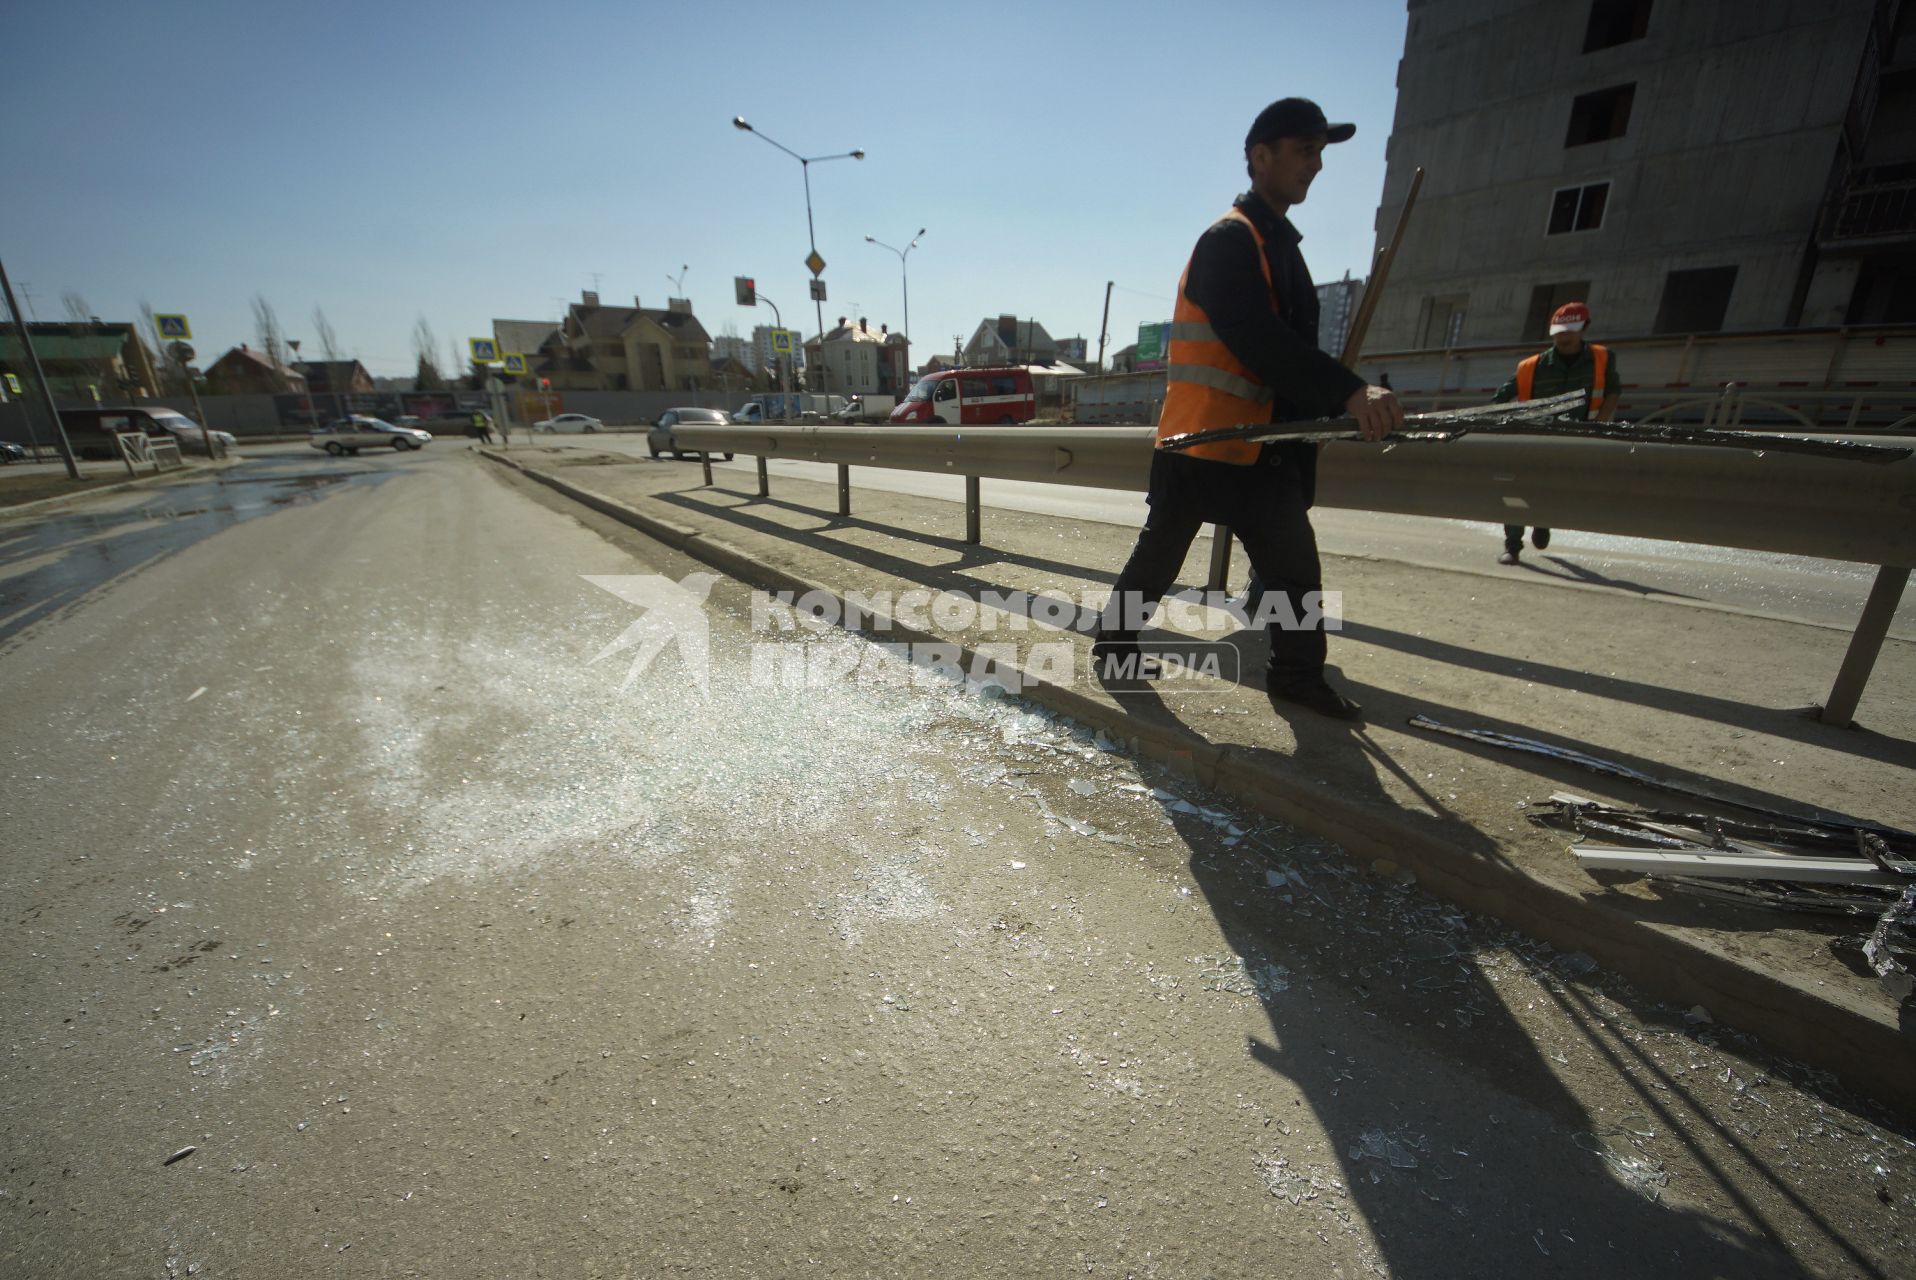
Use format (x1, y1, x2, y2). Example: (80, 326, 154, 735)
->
(1098, 448, 1326, 682)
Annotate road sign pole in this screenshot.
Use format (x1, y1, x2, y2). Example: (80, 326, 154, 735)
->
(0, 255, 80, 478)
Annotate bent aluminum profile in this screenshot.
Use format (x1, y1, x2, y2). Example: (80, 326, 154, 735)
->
(1157, 391, 1914, 462)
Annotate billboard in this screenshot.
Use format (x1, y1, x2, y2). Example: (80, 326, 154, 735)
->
(1135, 321, 1171, 371)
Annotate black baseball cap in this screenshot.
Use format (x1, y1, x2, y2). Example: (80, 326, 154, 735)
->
(1245, 98, 1356, 151)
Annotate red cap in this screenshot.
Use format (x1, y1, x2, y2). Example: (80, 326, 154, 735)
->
(1549, 302, 1590, 334)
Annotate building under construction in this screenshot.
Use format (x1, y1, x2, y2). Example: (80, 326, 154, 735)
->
(1364, 0, 1913, 352)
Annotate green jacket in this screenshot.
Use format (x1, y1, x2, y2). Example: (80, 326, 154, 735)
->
(1493, 343, 1619, 420)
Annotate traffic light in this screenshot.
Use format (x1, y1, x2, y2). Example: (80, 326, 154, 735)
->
(539, 377, 551, 389)
(735, 276, 757, 306)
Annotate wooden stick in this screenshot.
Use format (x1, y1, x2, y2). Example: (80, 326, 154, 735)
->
(1339, 166, 1424, 369)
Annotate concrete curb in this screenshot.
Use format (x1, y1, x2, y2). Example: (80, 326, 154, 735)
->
(486, 450, 1915, 1115)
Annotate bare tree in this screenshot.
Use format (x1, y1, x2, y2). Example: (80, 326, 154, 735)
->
(313, 307, 342, 362)
(251, 295, 286, 371)
(312, 306, 347, 417)
(61, 291, 119, 396)
(412, 316, 444, 390)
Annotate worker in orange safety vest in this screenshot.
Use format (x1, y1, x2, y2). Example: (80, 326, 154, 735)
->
(1092, 98, 1402, 721)
(1491, 300, 1619, 564)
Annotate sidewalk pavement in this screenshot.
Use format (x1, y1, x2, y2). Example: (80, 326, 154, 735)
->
(487, 445, 1916, 1113)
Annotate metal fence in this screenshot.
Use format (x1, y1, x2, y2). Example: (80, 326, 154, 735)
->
(665, 418, 1916, 724)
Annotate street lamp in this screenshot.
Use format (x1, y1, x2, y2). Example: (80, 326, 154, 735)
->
(668, 264, 688, 298)
(869, 228, 927, 339)
(731, 116, 865, 391)
(867, 229, 923, 395)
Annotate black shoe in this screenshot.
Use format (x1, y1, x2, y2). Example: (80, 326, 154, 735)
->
(1531, 528, 1551, 550)
(1268, 678, 1364, 721)
(1092, 637, 1150, 681)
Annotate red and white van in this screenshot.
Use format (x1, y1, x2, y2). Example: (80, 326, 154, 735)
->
(889, 367, 1036, 425)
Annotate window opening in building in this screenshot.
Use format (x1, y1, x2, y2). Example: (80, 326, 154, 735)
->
(1522, 282, 1591, 343)
(1547, 182, 1610, 235)
(1584, 0, 1652, 52)
(1416, 294, 1470, 349)
(1653, 266, 1738, 334)
(1565, 84, 1635, 146)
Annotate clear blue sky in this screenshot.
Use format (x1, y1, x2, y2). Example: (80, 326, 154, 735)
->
(4, 0, 1409, 378)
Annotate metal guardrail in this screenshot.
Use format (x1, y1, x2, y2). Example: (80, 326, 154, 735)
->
(666, 420, 1916, 723)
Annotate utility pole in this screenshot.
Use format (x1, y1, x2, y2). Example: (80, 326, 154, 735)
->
(0, 255, 80, 478)
(1096, 280, 1113, 372)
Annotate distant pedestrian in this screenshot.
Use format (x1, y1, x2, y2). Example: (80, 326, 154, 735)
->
(1092, 97, 1402, 721)
(1492, 301, 1618, 564)
(471, 410, 494, 445)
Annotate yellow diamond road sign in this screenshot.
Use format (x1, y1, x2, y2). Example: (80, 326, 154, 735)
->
(805, 251, 826, 277)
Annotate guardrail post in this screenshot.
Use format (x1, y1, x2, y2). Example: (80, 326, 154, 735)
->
(756, 456, 769, 497)
(965, 476, 981, 544)
(837, 463, 851, 516)
(1821, 564, 1910, 726)
(1206, 525, 1232, 593)
(700, 453, 714, 486)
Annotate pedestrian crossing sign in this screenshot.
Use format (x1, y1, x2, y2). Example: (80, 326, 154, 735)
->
(503, 353, 527, 374)
(469, 338, 499, 363)
(156, 314, 191, 340)
(770, 330, 793, 355)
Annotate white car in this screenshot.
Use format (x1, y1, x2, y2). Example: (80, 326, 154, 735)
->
(310, 417, 433, 455)
(533, 413, 603, 433)
(145, 411, 239, 456)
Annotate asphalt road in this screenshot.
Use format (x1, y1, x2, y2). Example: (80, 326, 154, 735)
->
(1, 447, 1908, 1276)
(536, 434, 1914, 640)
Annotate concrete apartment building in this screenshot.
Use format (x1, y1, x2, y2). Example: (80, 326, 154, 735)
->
(1365, 0, 1905, 352)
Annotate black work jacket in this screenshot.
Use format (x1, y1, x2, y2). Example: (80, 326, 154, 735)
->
(1181, 191, 1365, 504)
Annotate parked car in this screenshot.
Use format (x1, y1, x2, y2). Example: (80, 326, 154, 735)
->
(56, 406, 234, 459)
(1, 441, 29, 464)
(648, 408, 735, 460)
(309, 417, 433, 455)
(533, 412, 603, 434)
(149, 416, 239, 456)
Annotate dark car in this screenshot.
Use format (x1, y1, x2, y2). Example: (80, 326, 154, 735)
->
(429, 406, 491, 429)
(56, 406, 234, 459)
(648, 408, 734, 460)
(0, 441, 27, 464)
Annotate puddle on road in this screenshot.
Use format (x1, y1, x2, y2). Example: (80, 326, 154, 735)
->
(0, 462, 381, 646)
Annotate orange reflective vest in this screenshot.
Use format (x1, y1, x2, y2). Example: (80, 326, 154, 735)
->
(1515, 343, 1611, 417)
(1155, 208, 1277, 465)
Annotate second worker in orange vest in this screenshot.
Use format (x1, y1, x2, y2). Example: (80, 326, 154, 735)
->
(1093, 98, 1402, 721)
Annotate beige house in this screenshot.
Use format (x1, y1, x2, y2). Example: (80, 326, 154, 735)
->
(805, 317, 911, 396)
(537, 291, 712, 392)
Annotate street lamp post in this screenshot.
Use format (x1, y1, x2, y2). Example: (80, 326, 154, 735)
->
(731, 117, 864, 393)
(865, 228, 924, 392)
(667, 264, 688, 299)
